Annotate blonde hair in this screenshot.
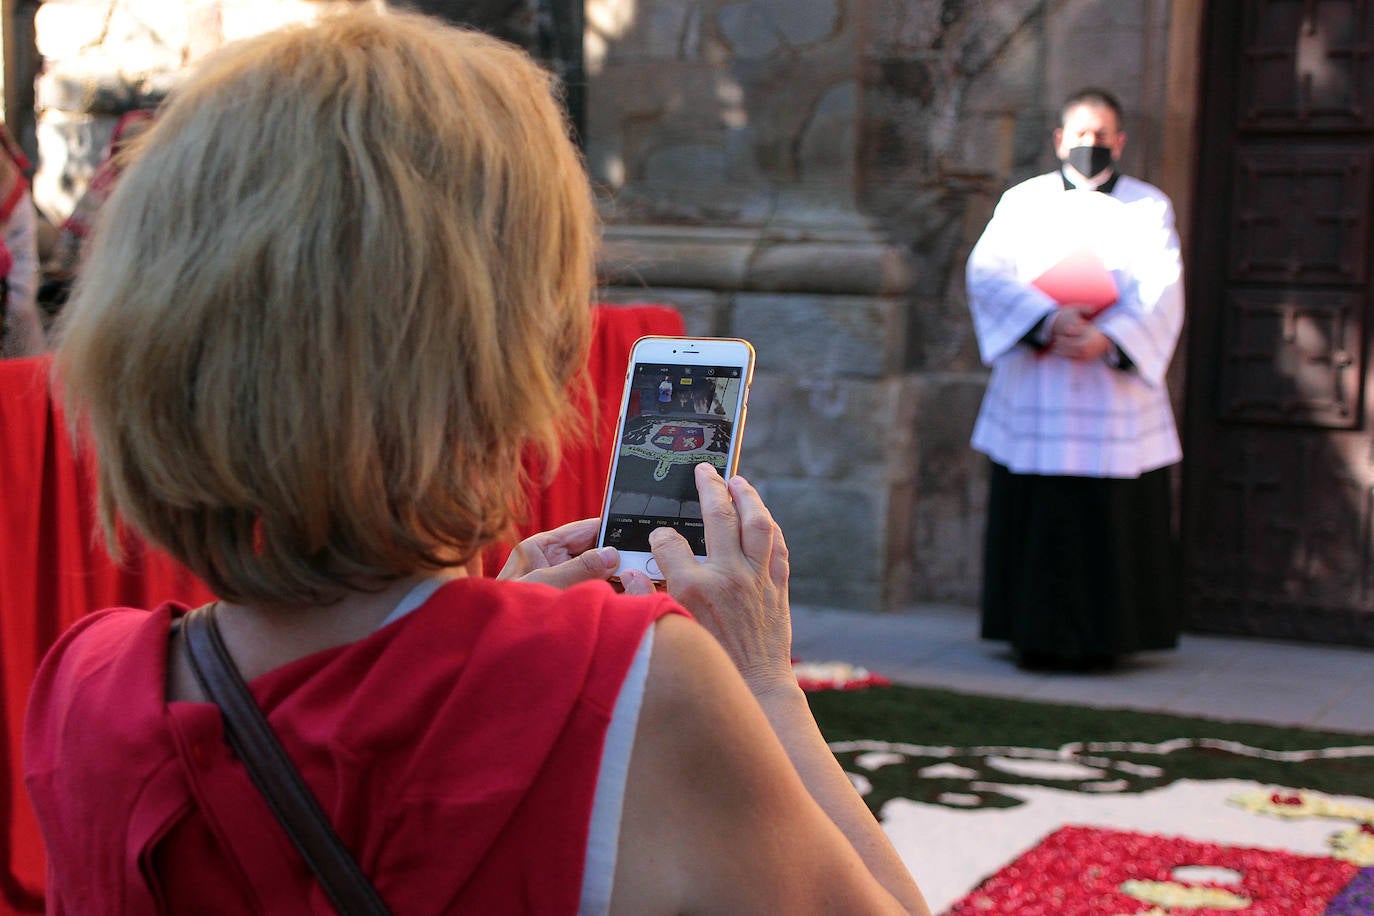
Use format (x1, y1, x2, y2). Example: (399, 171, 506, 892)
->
(55, 6, 597, 607)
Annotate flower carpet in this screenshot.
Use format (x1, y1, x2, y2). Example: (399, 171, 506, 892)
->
(805, 683, 1374, 915)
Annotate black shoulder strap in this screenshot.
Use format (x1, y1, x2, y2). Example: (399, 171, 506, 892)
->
(182, 603, 390, 915)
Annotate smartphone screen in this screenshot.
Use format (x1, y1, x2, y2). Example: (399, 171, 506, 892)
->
(597, 337, 754, 579)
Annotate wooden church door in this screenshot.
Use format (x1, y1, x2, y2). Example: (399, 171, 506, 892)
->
(1184, 0, 1374, 645)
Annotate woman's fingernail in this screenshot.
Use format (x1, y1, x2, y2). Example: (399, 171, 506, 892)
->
(596, 546, 618, 566)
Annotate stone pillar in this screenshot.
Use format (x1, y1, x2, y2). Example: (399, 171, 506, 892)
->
(600, 219, 915, 611)
(590, 0, 929, 611)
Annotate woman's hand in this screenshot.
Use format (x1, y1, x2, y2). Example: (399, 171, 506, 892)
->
(496, 517, 657, 594)
(649, 463, 792, 694)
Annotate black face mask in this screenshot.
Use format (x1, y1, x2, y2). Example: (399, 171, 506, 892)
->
(1065, 144, 1114, 179)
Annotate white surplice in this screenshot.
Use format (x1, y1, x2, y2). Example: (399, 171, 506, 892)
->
(966, 172, 1184, 479)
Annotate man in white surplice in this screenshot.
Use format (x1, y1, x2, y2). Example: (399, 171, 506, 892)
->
(965, 88, 1184, 671)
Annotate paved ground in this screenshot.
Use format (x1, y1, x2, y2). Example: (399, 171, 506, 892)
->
(791, 603, 1374, 734)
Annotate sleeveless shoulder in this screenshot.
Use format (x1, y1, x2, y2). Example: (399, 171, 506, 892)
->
(24, 604, 186, 915)
(24, 581, 689, 914)
(26, 604, 180, 775)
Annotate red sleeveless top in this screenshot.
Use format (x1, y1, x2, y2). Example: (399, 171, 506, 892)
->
(25, 577, 680, 914)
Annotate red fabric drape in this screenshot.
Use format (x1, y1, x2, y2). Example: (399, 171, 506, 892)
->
(0, 356, 214, 912)
(482, 303, 686, 573)
(0, 303, 682, 912)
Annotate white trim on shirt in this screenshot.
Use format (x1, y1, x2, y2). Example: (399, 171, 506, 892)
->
(578, 627, 654, 915)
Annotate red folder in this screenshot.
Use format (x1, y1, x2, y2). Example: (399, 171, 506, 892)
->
(1031, 248, 1118, 317)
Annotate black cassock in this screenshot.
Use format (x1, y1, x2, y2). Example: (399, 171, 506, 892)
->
(980, 461, 1180, 664)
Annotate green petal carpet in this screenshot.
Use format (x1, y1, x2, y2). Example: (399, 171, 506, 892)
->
(807, 684, 1374, 915)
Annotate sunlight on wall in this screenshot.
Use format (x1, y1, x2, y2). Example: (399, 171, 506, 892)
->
(1296, 13, 1336, 101)
(586, 0, 637, 76)
(34, 2, 104, 60)
(1285, 311, 1343, 401)
(716, 77, 746, 129)
(32, 0, 338, 222)
(35, 0, 331, 62)
(219, 0, 334, 43)
(601, 153, 625, 187)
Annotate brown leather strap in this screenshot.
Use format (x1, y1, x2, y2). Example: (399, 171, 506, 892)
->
(182, 603, 390, 915)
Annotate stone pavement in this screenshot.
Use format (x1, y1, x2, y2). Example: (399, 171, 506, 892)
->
(791, 603, 1374, 734)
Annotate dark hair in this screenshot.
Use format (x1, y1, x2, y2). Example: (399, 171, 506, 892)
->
(1061, 87, 1124, 128)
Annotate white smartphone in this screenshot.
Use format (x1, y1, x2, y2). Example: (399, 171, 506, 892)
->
(596, 336, 756, 582)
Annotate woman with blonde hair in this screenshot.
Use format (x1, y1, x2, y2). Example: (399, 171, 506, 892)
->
(25, 7, 930, 913)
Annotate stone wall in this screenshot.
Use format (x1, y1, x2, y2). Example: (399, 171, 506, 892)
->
(598, 223, 915, 610)
(21, 0, 1198, 612)
(592, 0, 1192, 610)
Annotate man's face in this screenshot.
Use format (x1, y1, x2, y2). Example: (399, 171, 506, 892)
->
(1054, 103, 1126, 166)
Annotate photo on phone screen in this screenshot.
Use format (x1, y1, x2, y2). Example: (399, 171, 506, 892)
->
(598, 338, 753, 573)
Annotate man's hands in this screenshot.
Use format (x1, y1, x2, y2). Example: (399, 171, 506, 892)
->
(1049, 307, 1113, 362)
